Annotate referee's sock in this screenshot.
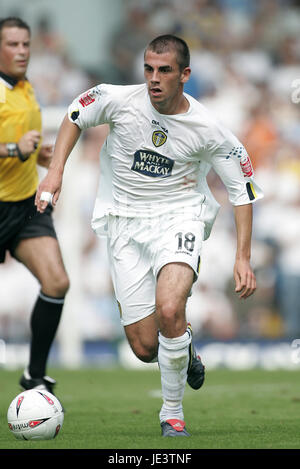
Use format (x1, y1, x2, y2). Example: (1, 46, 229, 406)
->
(28, 291, 65, 379)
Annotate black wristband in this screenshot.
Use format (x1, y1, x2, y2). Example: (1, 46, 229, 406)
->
(16, 144, 29, 162)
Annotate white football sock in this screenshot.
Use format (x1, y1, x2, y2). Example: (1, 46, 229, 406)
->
(158, 329, 191, 423)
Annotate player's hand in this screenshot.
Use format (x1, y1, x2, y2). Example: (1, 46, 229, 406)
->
(37, 144, 54, 168)
(234, 258, 256, 299)
(18, 130, 41, 157)
(35, 169, 63, 213)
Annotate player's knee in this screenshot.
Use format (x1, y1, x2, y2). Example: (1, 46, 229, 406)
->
(131, 341, 157, 363)
(157, 300, 181, 324)
(136, 349, 157, 363)
(157, 301, 185, 336)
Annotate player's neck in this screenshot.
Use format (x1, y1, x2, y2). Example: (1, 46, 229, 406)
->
(152, 94, 190, 116)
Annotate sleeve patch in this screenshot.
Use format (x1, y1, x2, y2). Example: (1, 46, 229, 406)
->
(246, 182, 256, 201)
(70, 110, 80, 121)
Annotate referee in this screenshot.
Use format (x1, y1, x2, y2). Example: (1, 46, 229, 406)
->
(0, 17, 69, 394)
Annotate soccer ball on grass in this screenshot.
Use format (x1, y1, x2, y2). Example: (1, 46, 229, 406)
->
(7, 389, 64, 440)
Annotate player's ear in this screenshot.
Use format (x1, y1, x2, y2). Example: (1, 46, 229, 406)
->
(180, 67, 191, 84)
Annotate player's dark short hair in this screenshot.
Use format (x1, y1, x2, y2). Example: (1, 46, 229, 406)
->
(0, 17, 31, 42)
(145, 34, 190, 71)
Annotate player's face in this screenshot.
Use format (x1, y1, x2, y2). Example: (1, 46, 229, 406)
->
(0, 27, 30, 79)
(144, 49, 191, 114)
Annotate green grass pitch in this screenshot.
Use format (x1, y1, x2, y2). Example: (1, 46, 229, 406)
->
(0, 367, 299, 450)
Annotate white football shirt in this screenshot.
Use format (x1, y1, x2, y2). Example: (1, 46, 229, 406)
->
(68, 83, 263, 239)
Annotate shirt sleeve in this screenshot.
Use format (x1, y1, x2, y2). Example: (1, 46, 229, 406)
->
(203, 125, 264, 206)
(67, 84, 114, 130)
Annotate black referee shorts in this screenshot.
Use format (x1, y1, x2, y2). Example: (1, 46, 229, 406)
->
(0, 193, 57, 263)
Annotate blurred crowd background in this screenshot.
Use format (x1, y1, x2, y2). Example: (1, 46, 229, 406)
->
(1, 0, 300, 360)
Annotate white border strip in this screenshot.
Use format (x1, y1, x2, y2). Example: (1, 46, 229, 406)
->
(39, 291, 65, 304)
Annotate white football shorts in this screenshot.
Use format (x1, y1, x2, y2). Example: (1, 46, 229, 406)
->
(106, 207, 205, 326)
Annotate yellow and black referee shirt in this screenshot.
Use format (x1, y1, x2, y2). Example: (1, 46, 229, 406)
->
(0, 71, 41, 201)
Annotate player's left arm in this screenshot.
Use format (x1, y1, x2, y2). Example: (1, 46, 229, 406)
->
(202, 125, 263, 299)
(233, 203, 256, 299)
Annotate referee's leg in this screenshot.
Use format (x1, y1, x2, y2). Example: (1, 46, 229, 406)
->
(14, 236, 69, 380)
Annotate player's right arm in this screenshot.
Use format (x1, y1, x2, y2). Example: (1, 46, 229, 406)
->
(35, 115, 81, 213)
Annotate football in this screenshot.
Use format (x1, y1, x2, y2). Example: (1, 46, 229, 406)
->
(7, 389, 64, 440)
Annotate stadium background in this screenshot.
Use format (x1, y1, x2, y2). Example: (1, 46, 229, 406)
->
(0, 0, 300, 371)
